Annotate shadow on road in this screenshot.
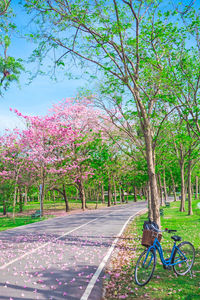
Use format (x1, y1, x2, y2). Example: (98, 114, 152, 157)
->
(0, 264, 104, 300)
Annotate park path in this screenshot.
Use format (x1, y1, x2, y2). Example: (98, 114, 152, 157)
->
(0, 201, 147, 300)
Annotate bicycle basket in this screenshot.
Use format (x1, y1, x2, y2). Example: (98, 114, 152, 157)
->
(141, 229, 162, 247)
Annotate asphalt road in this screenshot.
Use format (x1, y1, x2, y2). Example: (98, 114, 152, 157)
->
(0, 201, 147, 300)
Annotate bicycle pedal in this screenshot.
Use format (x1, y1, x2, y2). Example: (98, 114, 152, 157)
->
(163, 265, 172, 270)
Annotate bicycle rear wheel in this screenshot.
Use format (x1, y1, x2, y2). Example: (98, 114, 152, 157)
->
(135, 248, 156, 286)
(172, 241, 195, 276)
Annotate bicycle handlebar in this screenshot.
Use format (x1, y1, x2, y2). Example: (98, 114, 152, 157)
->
(150, 224, 177, 233)
(165, 229, 177, 233)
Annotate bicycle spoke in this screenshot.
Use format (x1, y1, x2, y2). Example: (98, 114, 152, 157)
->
(135, 249, 156, 286)
(173, 242, 195, 276)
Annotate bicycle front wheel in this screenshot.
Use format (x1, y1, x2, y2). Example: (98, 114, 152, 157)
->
(172, 241, 195, 276)
(134, 248, 156, 286)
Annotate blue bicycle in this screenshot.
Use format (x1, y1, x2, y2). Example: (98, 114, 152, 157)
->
(134, 225, 195, 286)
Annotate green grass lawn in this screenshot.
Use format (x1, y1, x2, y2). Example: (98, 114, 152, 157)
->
(0, 215, 53, 231)
(103, 199, 200, 300)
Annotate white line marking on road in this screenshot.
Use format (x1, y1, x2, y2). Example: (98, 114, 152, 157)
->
(0, 205, 145, 270)
(80, 208, 146, 300)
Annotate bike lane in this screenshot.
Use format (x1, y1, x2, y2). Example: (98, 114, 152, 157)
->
(0, 202, 147, 300)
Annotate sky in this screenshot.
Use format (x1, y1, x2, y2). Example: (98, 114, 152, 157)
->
(0, 1, 87, 131)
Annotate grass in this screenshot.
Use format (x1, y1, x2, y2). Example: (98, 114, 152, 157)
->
(103, 199, 200, 300)
(0, 215, 53, 231)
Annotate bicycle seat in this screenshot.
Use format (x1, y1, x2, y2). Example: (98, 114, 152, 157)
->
(171, 235, 181, 242)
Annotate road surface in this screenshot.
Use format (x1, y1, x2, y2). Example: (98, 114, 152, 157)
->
(0, 201, 147, 300)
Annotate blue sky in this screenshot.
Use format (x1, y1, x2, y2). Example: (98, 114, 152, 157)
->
(0, 0, 199, 131)
(0, 2, 87, 131)
(0, 76, 86, 130)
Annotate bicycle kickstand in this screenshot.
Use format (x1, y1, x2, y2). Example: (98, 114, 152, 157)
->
(189, 269, 193, 279)
(186, 261, 193, 278)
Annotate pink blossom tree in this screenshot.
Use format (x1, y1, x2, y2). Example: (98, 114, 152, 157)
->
(0, 129, 26, 219)
(16, 112, 77, 216)
(1, 97, 106, 214)
(50, 97, 103, 210)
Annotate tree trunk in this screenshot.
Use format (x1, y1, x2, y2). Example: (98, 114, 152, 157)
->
(145, 186, 149, 201)
(141, 188, 145, 197)
(121, 187, 125, 203)
(147, 181, 153, 220)
(101, 183, 105, 204)
(195, 176, 198, 200)
(138, 188, 143, 199)
(19, 187, 23, 213)
(107, 176, 112, 207)
(12, 165, 22, 220)
(24, 186, 28, 205)
(95, 185, 100, 209)
(188, 159, 193, 215)
(113, 180, 117, 205)
(3, 199, 6, 215)
(170, 170, 177, 202)
(144, 130, 160, 226)
(12, 185, 18, 221)
(158, 173, 164, 206)
(185, 184, 188, 198)
(17, 188, 20, 203)
(119, 187, 122, 204)
(53, 190, 56, 202)
(157, 175, 161, 200)
(40, 167, 45, 217)
(63, 184, 70, 212)
(77, 178, 86, 210)
(163, 170, 168, 203)
(168, 185, 172, 196)
(180, 161, 185, 212)
(133, 185, 137, 202)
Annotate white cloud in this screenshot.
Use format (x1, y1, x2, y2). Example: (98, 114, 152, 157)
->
(0, 112, 25, 133)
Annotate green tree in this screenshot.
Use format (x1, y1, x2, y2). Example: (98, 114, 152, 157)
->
(162, 7, 200, 138)
(23, 0, 200, 225)
(0, 3, 23, 95)
(0, 0, 11, 16)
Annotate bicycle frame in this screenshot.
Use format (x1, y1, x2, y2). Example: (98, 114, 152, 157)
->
(145, 237, 188, 267)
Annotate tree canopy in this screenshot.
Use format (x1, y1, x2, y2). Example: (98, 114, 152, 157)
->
(0, 0, 200, 224)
